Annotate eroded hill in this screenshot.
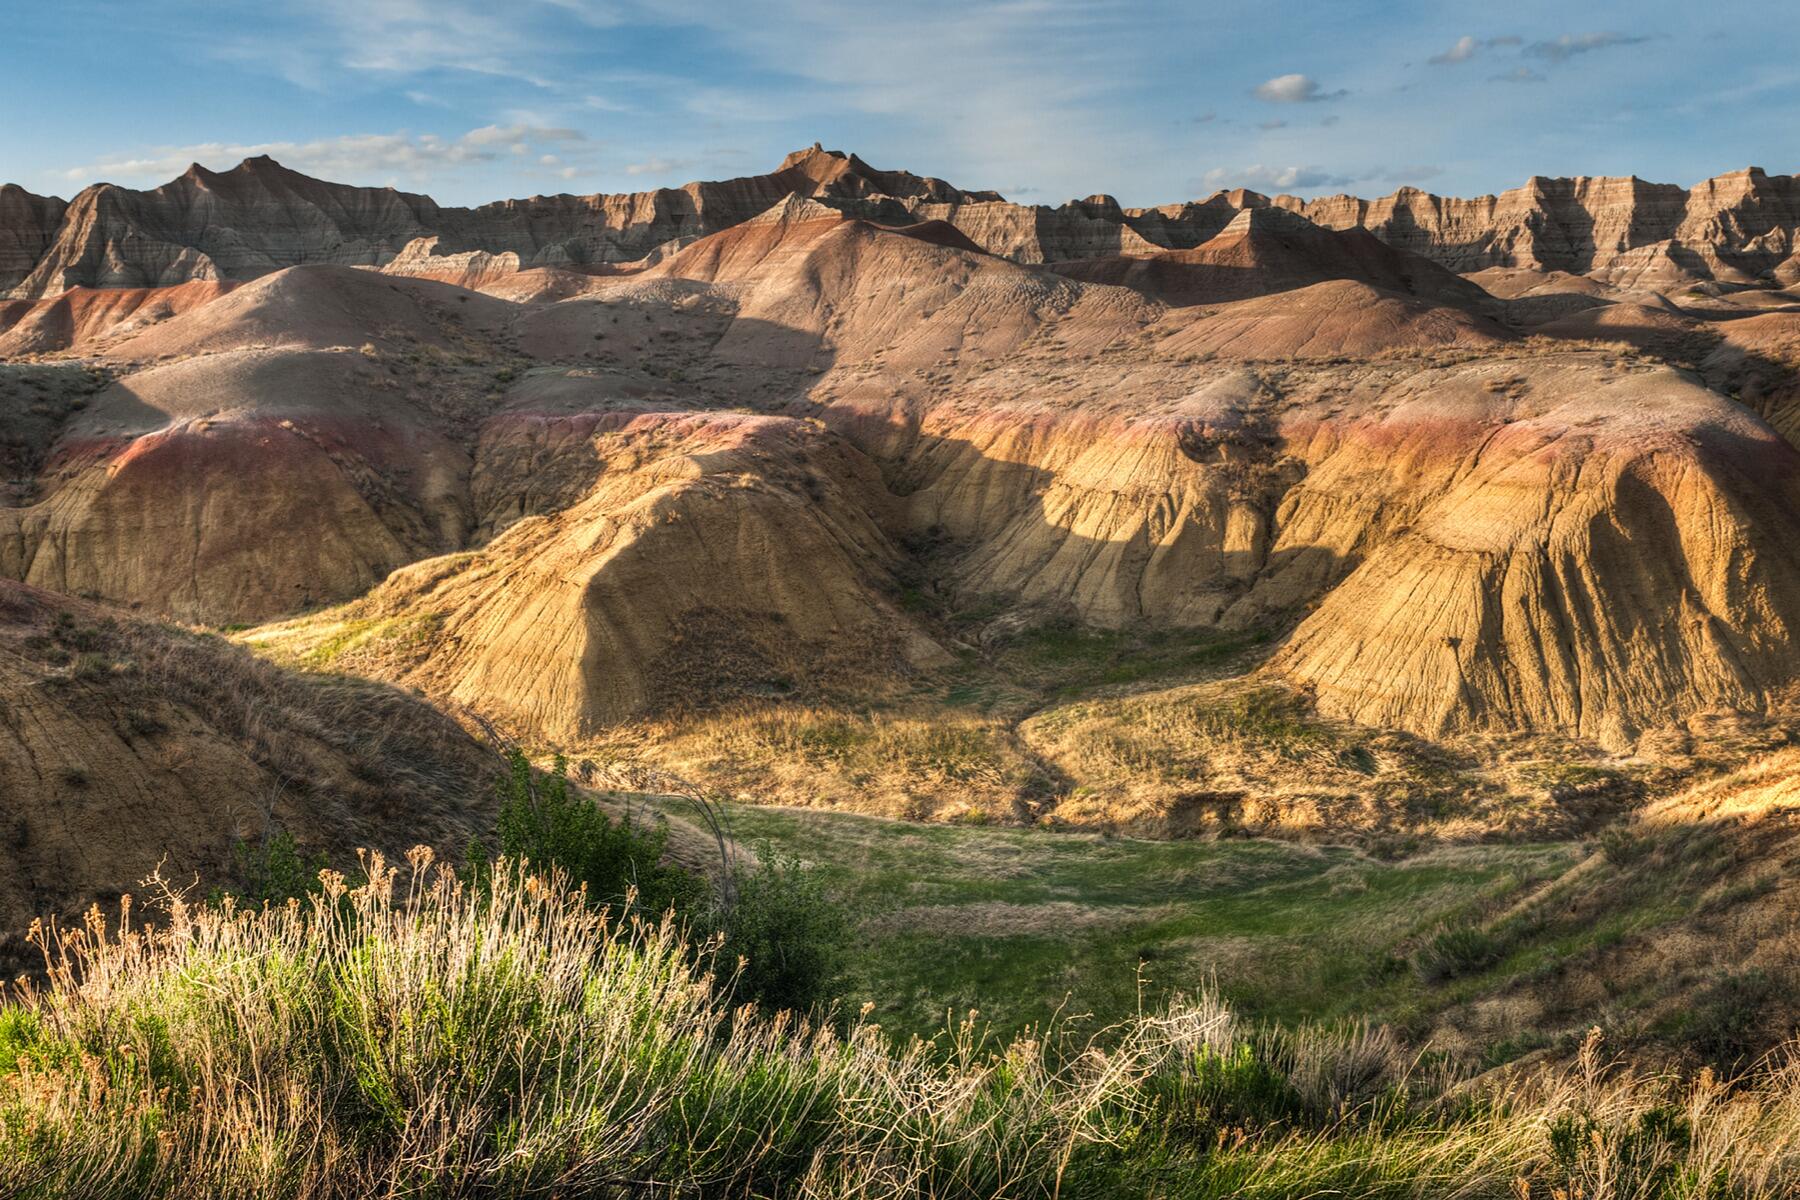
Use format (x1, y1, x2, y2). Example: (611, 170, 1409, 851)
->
(3, 150, 1799, 840)
(0, 579, 499, 961)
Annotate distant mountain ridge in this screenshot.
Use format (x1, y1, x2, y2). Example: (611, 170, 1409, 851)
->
(4, 146, 1799, 298)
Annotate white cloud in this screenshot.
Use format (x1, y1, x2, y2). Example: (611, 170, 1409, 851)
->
(1427, 35, 1521, 66)
(464, 123, 585, 146)
(1252, 73, 1346, 104)
(60, 126, 594, 191)
(1430, 36, 1480, 65)
(1490, 66, 1547, 84)
(272, 0, 563, 87)
(1200, 164, 1354, 192)
(624, 156, 695, 177)
(1197, 162, 1442, 195)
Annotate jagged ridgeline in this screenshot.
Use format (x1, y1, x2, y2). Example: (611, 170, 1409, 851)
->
(5, 145, 1800, 299)
(1, 145, 1798, 851)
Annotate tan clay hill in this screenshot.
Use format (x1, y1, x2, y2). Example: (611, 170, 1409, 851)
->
(5, 147, 1800, 835)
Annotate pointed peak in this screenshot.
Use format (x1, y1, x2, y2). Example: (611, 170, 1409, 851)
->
(747, 194, 843, 226)
(1221, 204, 1319, 235)
(779, 143, 847, 172)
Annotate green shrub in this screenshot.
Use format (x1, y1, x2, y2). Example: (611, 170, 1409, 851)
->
(1548, 1105, 1692, 1197)
(1598, 823, 1654, 865)
(1166, 1043, 1308, 1133)
(232, 829, 329, 906)
(714, 852, 850, 1015)
(488, 751, 704, 922)
(478, 753, 849, 1016)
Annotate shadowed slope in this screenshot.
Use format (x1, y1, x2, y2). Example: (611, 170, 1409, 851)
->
(0, 579, 497, 945)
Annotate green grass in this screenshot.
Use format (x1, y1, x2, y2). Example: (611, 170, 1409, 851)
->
(930, 622, 1271, 716)
(297, 611, 445, 669)
(646, 800, 1580, 1043)
(8, 849, 1800, 1199)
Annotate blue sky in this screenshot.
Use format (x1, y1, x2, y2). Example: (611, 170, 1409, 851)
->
(1, 1, 1792, 207)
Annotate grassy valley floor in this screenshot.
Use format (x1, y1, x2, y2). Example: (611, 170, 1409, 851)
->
(639, 796, 1582, 1047)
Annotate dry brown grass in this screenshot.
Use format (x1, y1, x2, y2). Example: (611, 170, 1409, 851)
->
(590, 703, 1045, 822)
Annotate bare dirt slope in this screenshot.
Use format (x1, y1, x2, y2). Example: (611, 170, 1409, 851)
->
(0, 579, 499, 958)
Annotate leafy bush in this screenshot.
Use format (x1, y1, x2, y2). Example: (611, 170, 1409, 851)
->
(1156, 1043, 1308, 1135)
(231, 829, 329, 906)
(487, 750, 704, 922)
(1598, 823, 1654, 865)
(479, 752, 848, 1015)
(1548, 1104, 1692, 1197)
(714, 852, 850, 1014)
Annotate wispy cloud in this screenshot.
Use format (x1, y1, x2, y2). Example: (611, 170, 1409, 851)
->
(1490, 66, 1547, 84)
(624, 155, 694, 176)
(1252, 73, 1346, 104)
(1427, 35, 1521, 65)
(1199, 161, 1443, 195)
(1429, 36, 1479, 65)
(1201, 164, 1354, 191)
(60, 127, 593, 189)
(1525, 31, 1649, 63)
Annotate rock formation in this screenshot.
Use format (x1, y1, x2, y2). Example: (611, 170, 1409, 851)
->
(9, 149, 1800, 299)
(0, 184, 67, 295)
(5, 155, 1800, 776)
(1284, 168, 1800, 284)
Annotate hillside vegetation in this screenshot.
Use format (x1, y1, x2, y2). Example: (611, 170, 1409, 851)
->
(4, 853, 1800, 1199)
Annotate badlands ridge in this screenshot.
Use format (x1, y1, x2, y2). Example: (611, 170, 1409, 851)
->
(5, 145, 1800, 296)
(3, 146, 1800, 882)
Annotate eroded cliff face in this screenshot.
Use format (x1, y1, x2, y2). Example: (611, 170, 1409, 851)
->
(251, 411, 943, 741)
(816, 355, 1800, 750)
(11, 149, 1800, 301)
(1283, 169, 1800, 284)
(6, 186, 1800, 765)
(14, 159, 445, 298)
(0, 185, 67, 295)
(1263, 366, 1800, 747)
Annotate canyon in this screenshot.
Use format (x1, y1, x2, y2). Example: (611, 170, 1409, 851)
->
(3, 147, 1800, 920)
